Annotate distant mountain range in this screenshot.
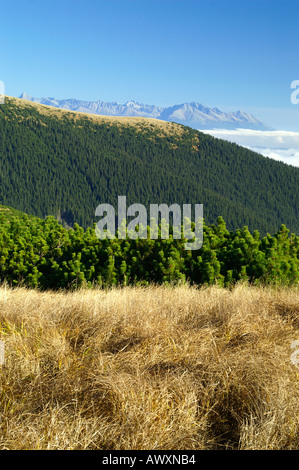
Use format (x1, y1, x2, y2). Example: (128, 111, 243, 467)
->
(19, 92, 273, 131)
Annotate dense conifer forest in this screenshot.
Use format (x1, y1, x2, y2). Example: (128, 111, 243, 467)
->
(0, 97, 298, 235)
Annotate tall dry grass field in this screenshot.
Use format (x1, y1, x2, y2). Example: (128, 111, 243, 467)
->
(0, 283, 298, 450)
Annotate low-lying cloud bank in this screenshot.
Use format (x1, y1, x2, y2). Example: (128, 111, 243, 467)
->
(202, 129, 299, 167)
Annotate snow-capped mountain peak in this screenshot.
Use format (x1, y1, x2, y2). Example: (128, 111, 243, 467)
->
(18, 93, 273, 131)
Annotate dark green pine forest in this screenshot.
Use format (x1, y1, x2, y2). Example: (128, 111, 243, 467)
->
(0, 97, 298, 235)
(0, 97, 298, 289)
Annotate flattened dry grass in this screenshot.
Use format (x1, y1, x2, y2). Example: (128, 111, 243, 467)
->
(6, 96, 185, 137)
(0, 283, 298, 450)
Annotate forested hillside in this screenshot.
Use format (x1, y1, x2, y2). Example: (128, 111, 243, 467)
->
(0, 96, 298, 234)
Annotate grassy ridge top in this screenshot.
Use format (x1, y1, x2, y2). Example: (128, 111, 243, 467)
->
(5, 96, 186, 136)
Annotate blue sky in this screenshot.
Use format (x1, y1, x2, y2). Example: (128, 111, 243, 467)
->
(1, 0, 299, 130)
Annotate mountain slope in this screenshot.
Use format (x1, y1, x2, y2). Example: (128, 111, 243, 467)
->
(19, 93, 272, 131)
(0, 96, 298, 234)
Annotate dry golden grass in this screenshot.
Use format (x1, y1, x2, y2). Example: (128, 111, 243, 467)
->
(5, 96, 185, 137)
(0, 283, 298, 450)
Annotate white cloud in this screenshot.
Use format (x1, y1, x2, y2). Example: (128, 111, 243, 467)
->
(201, 129, 299, 167)
(246, 147, 299, 167)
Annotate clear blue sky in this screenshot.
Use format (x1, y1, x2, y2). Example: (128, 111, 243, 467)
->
(1, 0, 299, 129)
